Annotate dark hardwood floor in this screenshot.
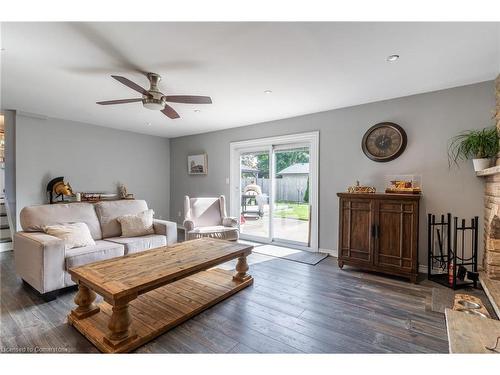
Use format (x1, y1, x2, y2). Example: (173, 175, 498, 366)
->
(0, 249, 461, 353)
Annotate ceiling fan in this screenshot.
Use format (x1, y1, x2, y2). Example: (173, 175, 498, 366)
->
(96, 73, 212, 119)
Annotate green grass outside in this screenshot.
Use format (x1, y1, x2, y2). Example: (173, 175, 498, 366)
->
(273, 201, 310, 221)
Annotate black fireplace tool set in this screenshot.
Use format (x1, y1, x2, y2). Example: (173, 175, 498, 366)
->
(427, 213, 479, 290)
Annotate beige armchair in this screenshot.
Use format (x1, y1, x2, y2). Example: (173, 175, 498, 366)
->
(183, 195, 239, 241)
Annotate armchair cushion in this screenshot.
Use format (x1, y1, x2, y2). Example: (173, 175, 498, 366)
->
(184, 197, 223, 227)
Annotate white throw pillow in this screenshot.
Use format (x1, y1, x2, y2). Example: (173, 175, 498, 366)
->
(44, 222, 96, 250)
(117, 209, 155, 237)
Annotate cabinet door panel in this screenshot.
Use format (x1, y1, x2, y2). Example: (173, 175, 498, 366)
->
(340, 199, 373, 263)
(375, 201, 417, 270)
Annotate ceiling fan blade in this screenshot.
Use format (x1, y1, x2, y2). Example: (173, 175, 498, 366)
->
(161, 104, 180, 119)
(96, 98, 143, 105)
(111, 75, 151, 97)
(164, 95, 212, 104)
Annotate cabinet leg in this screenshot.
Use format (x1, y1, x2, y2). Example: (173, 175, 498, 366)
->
(410, 274, 418, 284)
(338, 260, 344, 269)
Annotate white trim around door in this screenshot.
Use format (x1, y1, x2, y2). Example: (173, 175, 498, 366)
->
(229, 131, 319, 252)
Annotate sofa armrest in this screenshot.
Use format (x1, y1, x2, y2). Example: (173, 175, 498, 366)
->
(222, 217, 239, 228)
(14, 231, 66, 294)
(183, 219, 195, 232)
(153, 219, 178, 246)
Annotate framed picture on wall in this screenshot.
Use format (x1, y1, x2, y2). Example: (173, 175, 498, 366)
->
(187, 153, 208, 175)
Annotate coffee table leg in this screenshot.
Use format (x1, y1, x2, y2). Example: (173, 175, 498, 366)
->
(103, 302, 137, 348)
(233, 255, 251, 282)
(70, 283, 100, 320)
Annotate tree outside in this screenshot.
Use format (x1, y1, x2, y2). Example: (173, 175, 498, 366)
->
(241, 150, 309, 178)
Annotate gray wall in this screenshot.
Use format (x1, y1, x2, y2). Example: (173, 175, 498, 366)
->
(170, 81, 495, 266)
(15, 114, 170, 229)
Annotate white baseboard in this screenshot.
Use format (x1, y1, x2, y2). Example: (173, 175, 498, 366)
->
(4, 198, 15, 236)
(314, 251, 484, 276)
(319, 249, 428, 272)
(320, 248, 337, 257)
(0, 242, 13, 253)
(418, 265, 428, 273)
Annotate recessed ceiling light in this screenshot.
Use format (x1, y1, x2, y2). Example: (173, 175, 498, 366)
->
(386, 54, 400, 62)
(264, 90, 273, 94)
(194, 109, 201, 113)
(146, 122, 152, 126)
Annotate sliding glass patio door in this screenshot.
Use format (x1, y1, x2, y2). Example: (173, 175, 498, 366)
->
(271, 145, 311, 247)
(232, 132, 318, 251)
(239, 148, 272, 241)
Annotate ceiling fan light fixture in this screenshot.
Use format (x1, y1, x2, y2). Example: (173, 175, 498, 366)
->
(142, 98, 165, 111)
(99, 73, 212, 120)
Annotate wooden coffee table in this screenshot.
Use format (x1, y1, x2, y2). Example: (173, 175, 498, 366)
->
(67, 238, 253, 353)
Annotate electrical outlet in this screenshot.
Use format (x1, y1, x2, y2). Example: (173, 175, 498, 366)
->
(225, 177, 230, 185)
(178, 211, 181, 217)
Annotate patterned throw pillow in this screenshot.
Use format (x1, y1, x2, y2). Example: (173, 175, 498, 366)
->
(116, 209, 155, 237)
(44, 222, 96, 250)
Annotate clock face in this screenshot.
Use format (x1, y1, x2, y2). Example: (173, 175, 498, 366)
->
(362, 123, 407, 162)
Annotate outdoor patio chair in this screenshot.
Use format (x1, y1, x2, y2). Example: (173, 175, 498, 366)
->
(183, 195, 239, 241)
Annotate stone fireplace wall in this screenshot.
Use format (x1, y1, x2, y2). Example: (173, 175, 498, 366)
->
(484, 75, 500, 279)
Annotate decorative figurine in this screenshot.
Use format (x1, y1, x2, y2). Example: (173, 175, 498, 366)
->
(347, 180, 376, 194)
(385, 175, 422, 194)
(46, 177, 74, 204)
(117, 183, 134, 199)
(118, 183, 128, 199)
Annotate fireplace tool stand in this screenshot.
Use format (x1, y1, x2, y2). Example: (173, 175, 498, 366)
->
(427, 213, 479, 290)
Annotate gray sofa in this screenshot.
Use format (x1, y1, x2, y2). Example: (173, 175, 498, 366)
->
(14, 199, 177, 300)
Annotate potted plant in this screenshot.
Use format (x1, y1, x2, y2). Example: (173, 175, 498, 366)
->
(448, 126, 499, 171)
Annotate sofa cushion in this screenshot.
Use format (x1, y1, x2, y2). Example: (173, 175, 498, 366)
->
(20, 203, 103, 240)
(105, 234, 166, 255)
(44, 222, 96, 250)
(117, 209, 155, 237)
(94, 200, 149, 238)
(65, 240, 125, 270)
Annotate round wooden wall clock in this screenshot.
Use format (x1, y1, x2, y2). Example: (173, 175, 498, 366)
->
(361, 122, 407, 162)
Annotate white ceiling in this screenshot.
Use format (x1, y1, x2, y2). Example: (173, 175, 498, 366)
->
(1, 22, 499, 138)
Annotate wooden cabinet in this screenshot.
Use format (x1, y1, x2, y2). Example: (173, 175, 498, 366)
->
(337, 193, 420, 282)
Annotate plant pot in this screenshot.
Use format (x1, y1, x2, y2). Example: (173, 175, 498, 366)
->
(472, 158, 492, 171)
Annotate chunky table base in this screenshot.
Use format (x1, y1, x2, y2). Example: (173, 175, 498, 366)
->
(67, 268, 253, 353)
